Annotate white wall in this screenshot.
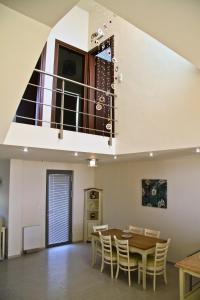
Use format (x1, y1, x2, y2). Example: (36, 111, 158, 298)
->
(4, 123, 115, 155)
(8, 159, 94, 257)
(0, 4, 50, 143)
(43, 6, 89, 124)
(95, 156, 200, 262)
(89, 5, 200, 154)
(97, 0, 200, 68)
(0, 160, 10, 226)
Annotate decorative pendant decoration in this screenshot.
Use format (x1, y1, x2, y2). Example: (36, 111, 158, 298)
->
(96, 102, 103, 111)
(112, 57, 117, 63)
(103, 23, 108, 30)
(106, 123, 112, 130)
(99, 95, 105, 103)
(111, 83, 115, 89)
(115, 66, 119, 72)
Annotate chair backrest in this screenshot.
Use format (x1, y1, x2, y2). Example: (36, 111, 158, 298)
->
(129, 225, 143, 235)
(154, 240, 169, 268)
(114, 235, 129, 261)
(93, 224, 108, 232)
(144, 228, 160, 238)
(99, 232, 112, 255)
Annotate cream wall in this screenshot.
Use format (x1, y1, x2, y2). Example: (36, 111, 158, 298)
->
(0, 160, 10, 226)
(8, 159, 94, 257)
(89, 5, 200, 154)
(0, 4, 50, 143)
(95, 156, 200, 262)
(4, 123, 115, 155)
(43, 6, 89, 125)
(97, 0, 200, 68)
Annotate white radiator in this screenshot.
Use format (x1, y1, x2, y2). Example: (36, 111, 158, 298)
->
(23, 225, 41, 251)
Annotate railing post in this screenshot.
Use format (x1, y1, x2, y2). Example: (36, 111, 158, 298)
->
(108, 95, 113, 146)
(58, 80, 65, 139)
(76, 95, 80, 132)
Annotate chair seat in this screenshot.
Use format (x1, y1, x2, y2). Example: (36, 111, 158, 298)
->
(119, 254, 138, 267)
(138, 256, 164, 271)
(104, 250, 117, 262)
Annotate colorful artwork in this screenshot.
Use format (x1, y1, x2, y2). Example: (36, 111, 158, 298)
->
(142, 179, 167, 209)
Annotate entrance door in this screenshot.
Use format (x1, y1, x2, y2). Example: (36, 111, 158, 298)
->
(46, 170, 72, 247)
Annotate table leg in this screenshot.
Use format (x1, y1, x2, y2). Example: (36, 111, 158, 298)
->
(179, 268, 185, 300)
(142, 253, 147, 290)
(2, 228, 5, 259)
(91, 236, 95, 266)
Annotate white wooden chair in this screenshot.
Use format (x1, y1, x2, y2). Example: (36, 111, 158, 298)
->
(99, 232, 117, 278)
(93, 225, 108, 264)
(128, 225, 143, 235)
(114, 235, 138, 286)
(144, 228, 160, 238)
(93, 224, 108, 232)
(138, 238, 171, 291)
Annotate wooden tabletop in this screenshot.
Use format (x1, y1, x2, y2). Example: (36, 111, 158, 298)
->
(91, 228, 166, 250)
(175, 252, 200, 274)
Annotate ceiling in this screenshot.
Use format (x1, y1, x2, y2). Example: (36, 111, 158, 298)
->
(0, 144, 199, 166)
(1, 0, 200, 67)
(0, 0, 79, 26)
(95, 0, 200, 68)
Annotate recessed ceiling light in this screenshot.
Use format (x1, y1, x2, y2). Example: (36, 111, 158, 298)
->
(74, 152, 78, 156)
(196, 148, 200, 153)
(149, 152, 154, 157)
(114, 155, 117, 159)
(23, 147, 28, 152)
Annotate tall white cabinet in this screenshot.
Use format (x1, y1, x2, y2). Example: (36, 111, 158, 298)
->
(84, 188, 102, 242)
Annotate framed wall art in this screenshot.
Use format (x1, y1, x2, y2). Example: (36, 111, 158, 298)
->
(142, 179, 167, 209)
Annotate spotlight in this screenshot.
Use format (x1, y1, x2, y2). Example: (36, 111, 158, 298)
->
(88, 158, 98, 167)
(196, 148, 200, 153)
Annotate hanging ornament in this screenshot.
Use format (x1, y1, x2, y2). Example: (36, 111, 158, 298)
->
(111, 83, 115, 89)
(103, 23, 108, 30)
(99, 95, 105, 103)
(115, 66, 119, 72)
(106, 122, 112, 131)
(96, 102, 103, 111)
(112, 57, 117, 63)
(101, 43, 105, 50)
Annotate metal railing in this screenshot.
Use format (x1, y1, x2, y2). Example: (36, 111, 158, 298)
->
(14, 69, 117, 146)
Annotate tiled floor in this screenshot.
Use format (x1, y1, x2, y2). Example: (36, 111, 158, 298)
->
(0, 243, 179, 300)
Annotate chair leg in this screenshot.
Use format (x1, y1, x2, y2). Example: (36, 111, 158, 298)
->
(101, 256, 104, 273)
(115, 264, 119, 279)
(111, 261, 113, 279)
(153, 273, 156, 292)
(128, 269, 131, 287)
(94, 242, 97, 264)
(164, 268, 167, 285)
(138, 267, 141, 284)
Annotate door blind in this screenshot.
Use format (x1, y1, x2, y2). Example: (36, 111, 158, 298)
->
(47, 172, 72, 246)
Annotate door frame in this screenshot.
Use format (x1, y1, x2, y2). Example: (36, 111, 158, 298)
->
(51, 39, 88, 129)
(46, 169, 73, 248)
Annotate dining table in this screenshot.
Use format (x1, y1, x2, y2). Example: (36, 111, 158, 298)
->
(175, 252, 200, 300)
(91, 228, 166, 290)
